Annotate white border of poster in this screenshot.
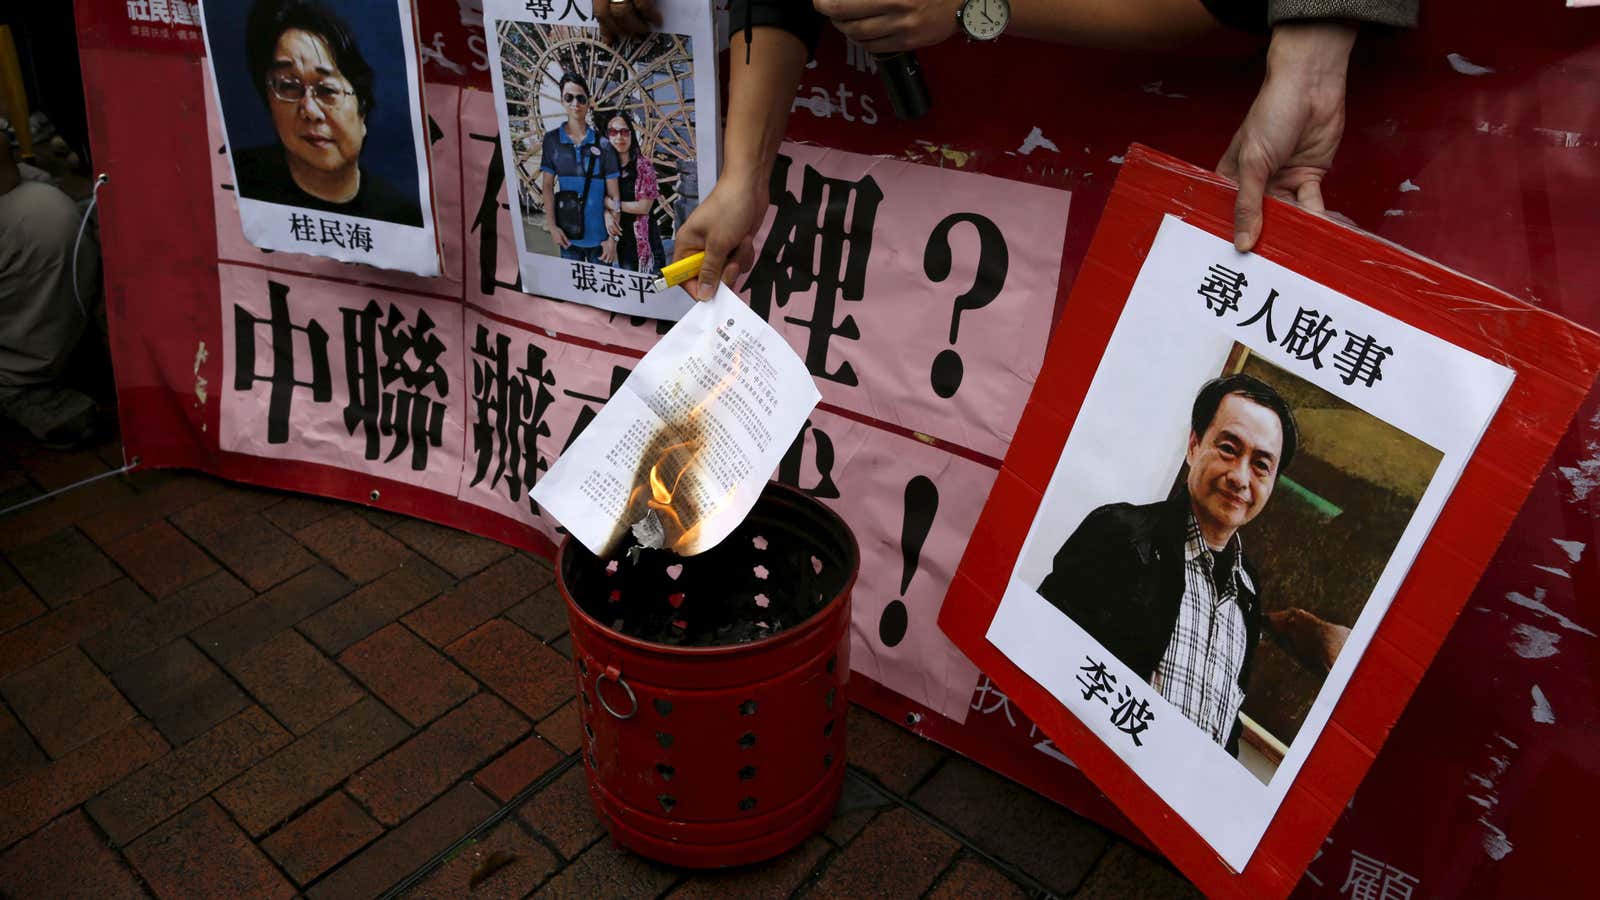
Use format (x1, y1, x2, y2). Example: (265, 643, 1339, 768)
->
(986, 215, 1514, 871)
(198, 0, 441, 276)
(483, 0, 717, 320)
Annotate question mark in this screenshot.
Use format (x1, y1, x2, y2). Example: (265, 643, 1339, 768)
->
(879, 475, 939, 648)
(923, 213, 1009, 399)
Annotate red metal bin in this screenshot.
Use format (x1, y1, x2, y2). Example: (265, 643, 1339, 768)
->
(556, 483, 859, 867)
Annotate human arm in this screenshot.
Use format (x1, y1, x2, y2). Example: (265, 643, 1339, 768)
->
(604, 175, 622, 239)
(1264, 607, 1350, 672)
(817, 0, 1226, 54)
(540, 169, 570, 250)
(1218, 1, 1417, 251)
(1037, 505, 1134, 634)
(617, 155, 659, 216)
(675, 18, 811, 300)
(1216, 19, 1357, 251)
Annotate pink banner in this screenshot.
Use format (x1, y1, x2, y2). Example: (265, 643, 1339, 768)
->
(748, 143, 1070, 462)
(785, 408, 998, 722)
(218, 265, 466, 497)
(454, 308, 639, 542)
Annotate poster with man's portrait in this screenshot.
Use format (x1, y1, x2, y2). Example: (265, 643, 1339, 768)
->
(199, 0, 441, 276)
(483, 0, 717, 321)
(986, 215, 1514, 871)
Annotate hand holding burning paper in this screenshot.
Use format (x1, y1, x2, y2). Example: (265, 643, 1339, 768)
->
(532, 285, 821, 557)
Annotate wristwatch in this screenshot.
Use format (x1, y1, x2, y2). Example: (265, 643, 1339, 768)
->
(957, 0, 1010, 42)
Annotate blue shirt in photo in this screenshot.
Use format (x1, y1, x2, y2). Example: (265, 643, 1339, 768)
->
(540, 126, 620, 248)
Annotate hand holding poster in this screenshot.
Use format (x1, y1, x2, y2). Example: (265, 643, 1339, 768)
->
(198, 0, 442, 275)
(482, 0, 717, 319)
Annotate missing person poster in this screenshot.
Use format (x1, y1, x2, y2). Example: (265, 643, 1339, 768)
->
(482, 0, 717, 320)
(198, 0, 442, 276)
(986, 215, 1514, 870)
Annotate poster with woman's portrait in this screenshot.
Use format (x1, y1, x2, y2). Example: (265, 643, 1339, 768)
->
(985, 215, 1514, 871)
(483, 0, 717, 321)
(199, 0, 441, 276)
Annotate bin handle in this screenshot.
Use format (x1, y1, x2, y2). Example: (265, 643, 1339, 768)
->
(596, 665, 637, 720)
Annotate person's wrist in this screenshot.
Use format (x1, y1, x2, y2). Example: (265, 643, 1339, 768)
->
(1266, 20, 1357, 83)
(712, 165, 769, 212)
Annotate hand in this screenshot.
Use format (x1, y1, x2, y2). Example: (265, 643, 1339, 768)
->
(600, 238, 618, 264)
(813, 0, 962, 54)
(1264, 607, 1350, 673)
(605, 211, 622, 239)
(673, 171, 766, 301)
(1216, 21, 1357, 252)
(547, 218, 571, 250)
(594, 0, 661, 43)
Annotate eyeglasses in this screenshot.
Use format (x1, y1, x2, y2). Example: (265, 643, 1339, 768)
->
(267, 74, 355, 108)
(563, 93, 589, 104)
(606, 127, 630, 137)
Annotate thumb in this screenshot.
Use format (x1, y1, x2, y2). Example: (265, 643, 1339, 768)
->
(1232, 147, 1271, 253)
(696, 239, 730, 302)
(1294, 178, 1327, 214)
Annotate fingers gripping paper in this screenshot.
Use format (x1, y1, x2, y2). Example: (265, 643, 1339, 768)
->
(532, 285, 821, 556)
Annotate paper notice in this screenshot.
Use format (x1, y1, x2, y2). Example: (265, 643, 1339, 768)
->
(531, 285, 821, 557)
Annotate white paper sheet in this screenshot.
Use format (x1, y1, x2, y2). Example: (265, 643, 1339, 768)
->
(532, 285, 820, 557)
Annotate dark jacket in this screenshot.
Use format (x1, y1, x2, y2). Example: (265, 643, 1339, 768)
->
(234, 145, 421, 227)
(1037, 492, 1263, 756)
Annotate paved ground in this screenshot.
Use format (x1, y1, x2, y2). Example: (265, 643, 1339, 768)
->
(0, 434, 1200, 898)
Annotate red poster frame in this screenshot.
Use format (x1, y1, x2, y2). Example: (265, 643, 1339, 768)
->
(938, 145, 1600, 898)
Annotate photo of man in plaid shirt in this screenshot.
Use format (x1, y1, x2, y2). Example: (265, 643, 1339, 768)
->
(1037, 374, 1297, 757)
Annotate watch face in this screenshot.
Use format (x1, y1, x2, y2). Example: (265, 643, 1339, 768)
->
(960, 0, 1009, 41)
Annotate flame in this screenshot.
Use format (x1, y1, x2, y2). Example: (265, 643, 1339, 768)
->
(633, 347, 744, 555)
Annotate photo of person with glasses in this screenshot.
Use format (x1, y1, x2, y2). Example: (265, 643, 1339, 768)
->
(599, 109, 668, 275)
(539, 72, 621, 265)
(233, 0, 422, 225)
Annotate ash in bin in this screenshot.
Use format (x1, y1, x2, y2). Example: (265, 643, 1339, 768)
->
(630, 508, 667, 553)
(568, 513, 849, 647)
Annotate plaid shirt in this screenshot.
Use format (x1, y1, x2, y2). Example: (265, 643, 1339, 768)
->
(1149, 511, 1254, 746)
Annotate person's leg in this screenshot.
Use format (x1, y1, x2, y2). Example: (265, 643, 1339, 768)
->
(0, 179, 99, 444)
(564, 244, 607, 264)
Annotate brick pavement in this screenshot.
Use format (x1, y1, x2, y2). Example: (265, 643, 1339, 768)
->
(0, 438, 1200, 899)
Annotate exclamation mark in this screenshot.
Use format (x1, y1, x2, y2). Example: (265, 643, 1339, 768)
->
(879, 475, 938, 648)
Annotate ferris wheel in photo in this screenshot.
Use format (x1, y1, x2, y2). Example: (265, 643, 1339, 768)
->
(496, 22, 698, 231)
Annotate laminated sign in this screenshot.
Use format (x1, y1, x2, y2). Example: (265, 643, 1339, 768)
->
(938, 146, 1600, 898)
(482, 0, 719, 319)
(198, 0, 444, 276)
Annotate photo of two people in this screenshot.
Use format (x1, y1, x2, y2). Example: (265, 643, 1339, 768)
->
(495, 21, 698, 277)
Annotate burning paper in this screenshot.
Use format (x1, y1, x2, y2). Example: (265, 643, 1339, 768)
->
(532, 285, 821, 557)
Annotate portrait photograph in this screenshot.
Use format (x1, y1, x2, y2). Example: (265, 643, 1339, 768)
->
(200, 0, 440, 274)
(484, 0, 717, 320)
(987, 215, 1513, 869)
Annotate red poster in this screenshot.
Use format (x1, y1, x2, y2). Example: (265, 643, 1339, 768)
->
(940, 145, 1600, 897)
